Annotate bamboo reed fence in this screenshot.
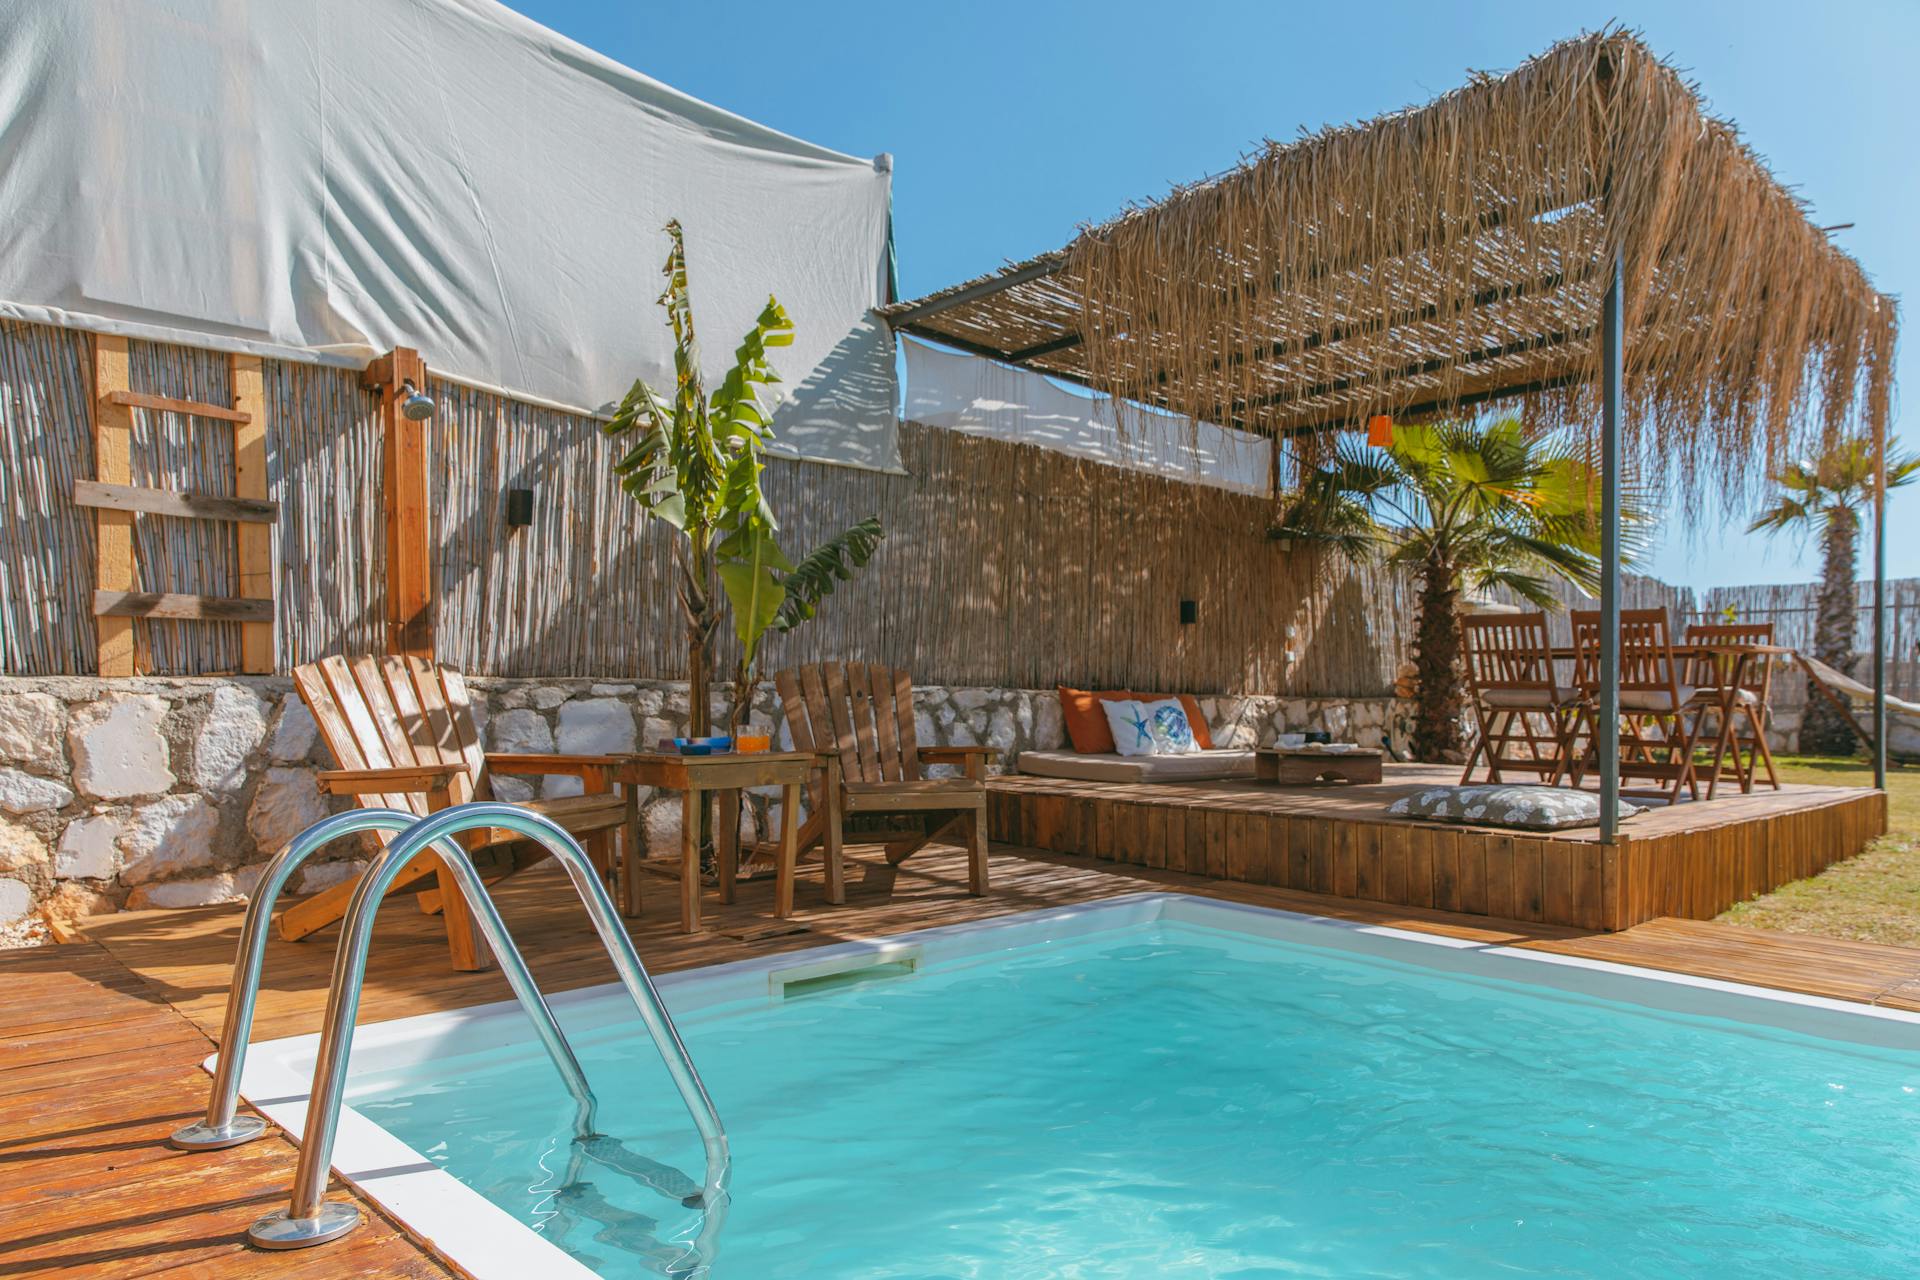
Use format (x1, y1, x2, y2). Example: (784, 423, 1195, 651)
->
(2, 320, 1412, 695)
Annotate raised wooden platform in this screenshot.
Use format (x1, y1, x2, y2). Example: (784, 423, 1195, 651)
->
(989, 763, 1888, 931)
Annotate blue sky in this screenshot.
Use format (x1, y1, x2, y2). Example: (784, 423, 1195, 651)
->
(511, 0, 1917, 589)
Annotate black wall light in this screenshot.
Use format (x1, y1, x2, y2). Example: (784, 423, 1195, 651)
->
(505, 488, 534, 528)
(1179, 599, 1198, 625)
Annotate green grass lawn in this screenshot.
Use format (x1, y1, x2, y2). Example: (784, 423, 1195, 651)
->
(1716, 754, 1920, 946)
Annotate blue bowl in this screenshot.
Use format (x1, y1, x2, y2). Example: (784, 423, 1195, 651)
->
(671, 736, 733, 756)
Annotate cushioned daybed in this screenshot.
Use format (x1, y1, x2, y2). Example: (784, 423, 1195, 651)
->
(1017, 749, 1258, 784)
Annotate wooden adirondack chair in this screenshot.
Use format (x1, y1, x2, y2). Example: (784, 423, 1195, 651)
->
(773, 662, 995, 899)
(278, 655, 628, 971)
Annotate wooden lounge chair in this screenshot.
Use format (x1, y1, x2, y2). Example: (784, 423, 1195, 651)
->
(1570, 609, 1700, 803)
(773, 662, 996, 899)
(1459, 611, 1579, 785)
(278, 655, 627, 971)
(1683, 621, 1781, 795)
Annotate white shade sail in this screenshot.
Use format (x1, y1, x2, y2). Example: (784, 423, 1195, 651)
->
(0, 0, 900, 470)
(903, 337, 1273, 496)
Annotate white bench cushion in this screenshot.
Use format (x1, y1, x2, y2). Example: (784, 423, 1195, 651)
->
(1017, 749, 1258, 783)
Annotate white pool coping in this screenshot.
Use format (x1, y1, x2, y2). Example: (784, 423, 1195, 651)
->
(225, 891, 1920, 1279)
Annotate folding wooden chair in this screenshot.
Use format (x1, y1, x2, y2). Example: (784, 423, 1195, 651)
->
(1684, 621, 1781, 796)
(1570, 609, 1700, 803)
(1459, 612, 1579, 785)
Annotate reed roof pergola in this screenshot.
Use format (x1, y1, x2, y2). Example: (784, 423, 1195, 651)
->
(883, 29, 1901, 817)
(883, 33, 1894, 503)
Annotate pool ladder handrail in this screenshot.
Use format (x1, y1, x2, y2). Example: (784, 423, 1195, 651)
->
(169, 807, 600, 1154)
(168, 802, 729, 1263)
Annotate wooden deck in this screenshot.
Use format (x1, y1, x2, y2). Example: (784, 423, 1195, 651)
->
(989, 763, 1888, 930)
(8, 834, 1920, 1278)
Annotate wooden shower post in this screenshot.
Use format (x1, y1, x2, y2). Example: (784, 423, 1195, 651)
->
(365, 347, 434, 658)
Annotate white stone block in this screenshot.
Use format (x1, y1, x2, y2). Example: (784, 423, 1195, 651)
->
(490, 775, 536, 803)
(247, 767, 328, 858)
(194, 684, 269, 792)
(270, 701, 319, 763)
(987, 707, 1018, 753)
(531, 686, 569, 711)
(1032, 696, 1066, 750)
(641, 797, 682, 857)
(69, 694, 173, 799)
(55, 815, 119, 880)
(951, 688, 994, 712)
(126, 866, 262, 910)
(0, 768, 73, 815)
(0, 877, 30, 924)
(544, 774, 585, 799)
(0, 818, 47, 873)
(121, 794, 220, 884)
(557, 698, 636, 755)
(488, 708, 553, 755)
(0, 691, 64, 769)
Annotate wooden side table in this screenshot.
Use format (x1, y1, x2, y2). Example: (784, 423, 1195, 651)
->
(1257, 747, 1384, 786)
(612, 751, 817, 934)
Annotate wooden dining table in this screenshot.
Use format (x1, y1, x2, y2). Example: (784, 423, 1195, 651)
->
(1544, 641, 1792, 797)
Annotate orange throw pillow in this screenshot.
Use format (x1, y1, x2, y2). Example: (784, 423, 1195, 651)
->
(1058, 686, 1136, 754)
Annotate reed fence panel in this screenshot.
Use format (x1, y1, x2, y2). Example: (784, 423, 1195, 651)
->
(0, 319, 1495, 697)
(1699, 579, 1920, 704)
(0, 321, 95, 674)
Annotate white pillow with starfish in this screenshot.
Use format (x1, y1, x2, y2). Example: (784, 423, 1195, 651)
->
(1101, 699, 1159, 756)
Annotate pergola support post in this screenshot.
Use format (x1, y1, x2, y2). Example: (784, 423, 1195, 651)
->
(1872, 410, 1888, 791)
(1599, 252, 1624, 841)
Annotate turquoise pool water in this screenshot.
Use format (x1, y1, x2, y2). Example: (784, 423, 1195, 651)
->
(351, 915, 1920, 1278)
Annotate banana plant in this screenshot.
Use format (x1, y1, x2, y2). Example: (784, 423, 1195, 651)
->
(606, 219, 882, 746)
(719, 514, 885, 739)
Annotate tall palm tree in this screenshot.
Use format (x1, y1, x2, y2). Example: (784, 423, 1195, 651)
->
(1275, 417, 1643, 762)
(1747, 438, 1919, 755)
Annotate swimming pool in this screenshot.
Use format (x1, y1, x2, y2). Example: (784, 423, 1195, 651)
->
(233, 893, 1920, 1278)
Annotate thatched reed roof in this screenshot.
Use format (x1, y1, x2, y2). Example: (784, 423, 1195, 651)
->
(883, 32, 1895, 502)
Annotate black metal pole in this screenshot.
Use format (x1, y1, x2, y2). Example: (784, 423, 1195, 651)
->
(1600, 252, 1623, 840)
(1873, 433, 1888, 790)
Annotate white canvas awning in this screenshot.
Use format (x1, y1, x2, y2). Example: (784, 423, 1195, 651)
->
(0, 0, 900, 471)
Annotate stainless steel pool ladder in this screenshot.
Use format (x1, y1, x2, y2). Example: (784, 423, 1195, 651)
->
(167, 803, 730, 1262)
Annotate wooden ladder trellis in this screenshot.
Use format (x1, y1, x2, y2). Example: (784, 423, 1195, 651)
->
(86, 335, 277, 675)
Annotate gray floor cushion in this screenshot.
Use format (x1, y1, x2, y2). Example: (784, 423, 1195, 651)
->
(1387, 784, 1642, 830)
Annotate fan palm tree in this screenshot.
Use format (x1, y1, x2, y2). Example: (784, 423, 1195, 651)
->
(1275, 416, 1643, 761)
(1747, 437, 1919, 755)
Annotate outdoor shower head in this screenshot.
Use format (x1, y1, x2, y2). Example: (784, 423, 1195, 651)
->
(399, 378, 436, 421)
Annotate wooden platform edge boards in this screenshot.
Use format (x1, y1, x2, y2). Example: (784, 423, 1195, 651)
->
(73, 479, 279, 523)
(987, 782, 1887, 933)
(94, 589, 277, 622)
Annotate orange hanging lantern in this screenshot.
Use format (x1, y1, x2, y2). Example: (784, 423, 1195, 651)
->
(1367, 414, 1394, 447)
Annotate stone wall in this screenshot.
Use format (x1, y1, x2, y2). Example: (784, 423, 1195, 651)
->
(0, 675, 1411, 937)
